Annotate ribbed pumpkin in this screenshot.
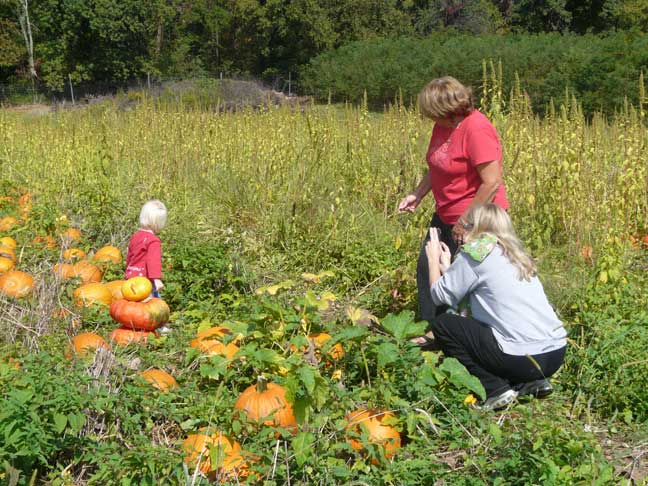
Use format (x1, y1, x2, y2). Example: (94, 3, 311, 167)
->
(345, 409, 401, 460)
(109, 298, 170, 331)
(0, 246, 16, 262)
(0, 270, 34, 297)
(234, 376, 297, 432)
(190, 339, 239, 360)
(139, 368, 178, 392)
(93, 245, 122, 264)
(69, 332, 110, 357)
(72, 260, 103, 283)
(110, 327, 156, 346)
(121, 276, 152, 302)
(73, 283, 112, 307)
(105, 280, 126, 300)
(0, 216, 18, 231)
(0, 237, 17, 249)
(182, 431, 242, 476)
(0, 257, 14, 274)
(63, 248, 87, 261)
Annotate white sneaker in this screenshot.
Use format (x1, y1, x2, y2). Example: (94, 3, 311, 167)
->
(478, 389, 518, 411)
(157, 326, 171, 335)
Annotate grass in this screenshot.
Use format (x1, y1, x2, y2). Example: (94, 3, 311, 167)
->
(0, 84, 646, 484)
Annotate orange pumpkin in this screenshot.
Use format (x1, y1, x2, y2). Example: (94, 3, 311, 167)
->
(72, 261, 103, 283)
(0, 237, 17, 249)
(0, 216, 18, 231)
(0, 257, 14, 274)
(139, 368, 178, 392)
(105, 280, 126, 300)
(109, 298, 170, 331)
(190, 339, 239, 360)
(110, 327, 156, 346)
(69, 332, 110, 358)
(345, 409, 401, 461)
(121, 276, 153, 302)
(73, 283, 113, 307)
(196, 326, 232, 340)
(33, 235, 56, 249)
(308, 332, 345, 361)
(61, 227, 82, 242)
(183, 431, 242, 476)
(0, 270, 34, 297)
(0, 246, 16, 262)
(63, 248, 87, 261)
(93, 245, 122, 264)
(54, 263, 75, 279)
(234, 376, 297, 432)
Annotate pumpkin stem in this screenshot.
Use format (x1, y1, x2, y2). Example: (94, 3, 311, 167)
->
(256, 375, 267, 393)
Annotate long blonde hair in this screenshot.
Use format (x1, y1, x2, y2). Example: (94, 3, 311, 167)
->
(464, 204, 537, 281)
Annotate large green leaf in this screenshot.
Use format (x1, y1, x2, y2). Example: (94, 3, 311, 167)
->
(439, 358, 486, 399)
(381, 311, 427, 340)
(292, 432, 315, 467)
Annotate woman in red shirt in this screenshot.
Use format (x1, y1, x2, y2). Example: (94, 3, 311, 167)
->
(398, 77, 509, 325)
(125, 200, 168, 297)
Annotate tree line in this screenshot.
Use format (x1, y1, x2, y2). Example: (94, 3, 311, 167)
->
(0, 0, 647, 92)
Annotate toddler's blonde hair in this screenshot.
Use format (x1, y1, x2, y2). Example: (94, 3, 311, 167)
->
(465, 204, 536, 281)
(418, 76, 474, 120)
(139, 200, 167, 233)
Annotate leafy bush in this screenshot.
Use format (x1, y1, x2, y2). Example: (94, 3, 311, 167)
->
(301, 32, 648, 116)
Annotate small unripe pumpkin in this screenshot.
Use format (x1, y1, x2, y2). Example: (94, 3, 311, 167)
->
(73, 283, 113, 307)
(0, 270, 34, 298)
(121, 276, 153, 302)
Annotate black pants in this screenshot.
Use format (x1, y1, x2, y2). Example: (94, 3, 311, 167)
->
(416, 213, 459, 322)
(429, 313, 566, 398)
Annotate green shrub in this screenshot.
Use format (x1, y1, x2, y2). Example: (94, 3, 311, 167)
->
(301, 32, 648, 116)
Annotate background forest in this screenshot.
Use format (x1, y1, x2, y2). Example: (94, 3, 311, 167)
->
(1, 0, 648, 114)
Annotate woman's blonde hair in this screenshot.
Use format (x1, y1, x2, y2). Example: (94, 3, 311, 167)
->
(418, 76, 474, 120)
(465, 204, 537, 281)
(139, 200, 167, 233)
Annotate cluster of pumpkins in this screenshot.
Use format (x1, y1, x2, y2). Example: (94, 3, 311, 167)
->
(1, 195, 402, 479)
(0, 193, 37, 297)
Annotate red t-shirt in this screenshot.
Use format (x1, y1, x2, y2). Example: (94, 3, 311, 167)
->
(125, 230, 162, 279)
(426, 110, 509, 224)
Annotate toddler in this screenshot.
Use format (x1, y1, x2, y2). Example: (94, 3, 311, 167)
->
(125, 199, 169, 331)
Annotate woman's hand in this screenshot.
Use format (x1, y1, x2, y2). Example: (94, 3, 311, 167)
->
(398, 194, 419, 213)
(439, 242, 452, 273)
(425, 228, 441, 263)
(153, 279, 164, 291)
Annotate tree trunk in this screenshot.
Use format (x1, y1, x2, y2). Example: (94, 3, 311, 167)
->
(17, 0, 37, 84)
